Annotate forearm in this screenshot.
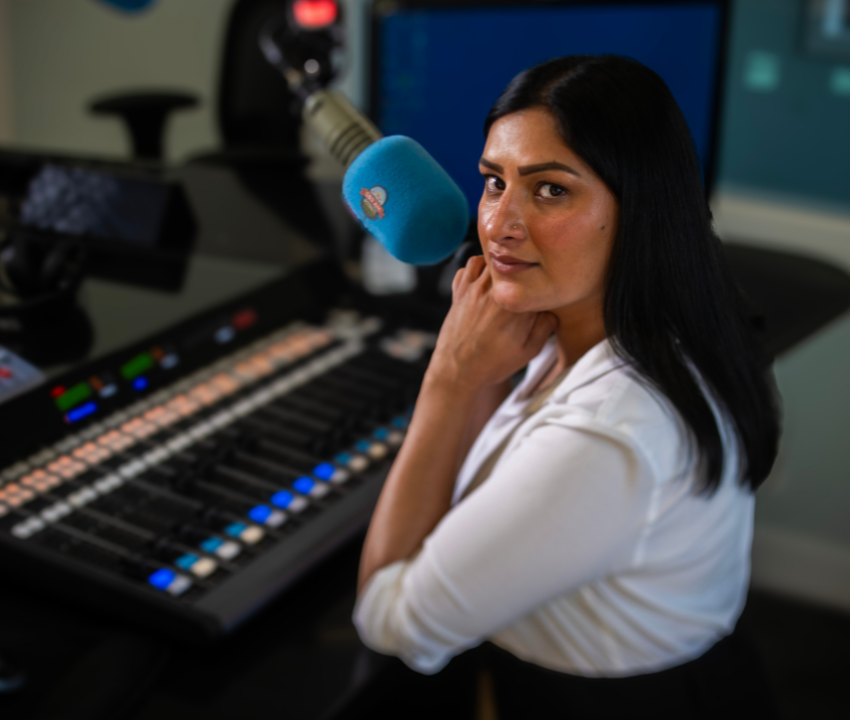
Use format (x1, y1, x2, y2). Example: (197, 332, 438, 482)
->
(357, 376, 479, 593)
(455, 378, 512, 476)
(357, 256, 556, 594)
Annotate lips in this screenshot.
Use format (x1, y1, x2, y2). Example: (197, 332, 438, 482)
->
(489, 253, 537, 275)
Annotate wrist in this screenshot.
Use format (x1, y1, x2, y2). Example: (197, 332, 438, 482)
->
(421, 364, 482, 403)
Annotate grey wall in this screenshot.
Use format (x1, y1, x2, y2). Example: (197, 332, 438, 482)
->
(5, 0, 232, 161)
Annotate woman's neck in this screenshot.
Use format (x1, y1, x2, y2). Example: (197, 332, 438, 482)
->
(546, 296, 607, 384)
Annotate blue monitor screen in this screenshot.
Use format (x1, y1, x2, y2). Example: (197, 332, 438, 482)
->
(374, 2, 723, 214)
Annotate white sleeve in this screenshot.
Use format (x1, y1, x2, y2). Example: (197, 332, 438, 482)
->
(352, 417, 657, 673)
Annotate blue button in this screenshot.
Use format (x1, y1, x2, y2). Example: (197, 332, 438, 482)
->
(148, 568, 175, 590)
(133, 376, 149, 391)
(200, 537, 223, 553)
(354, 440, 371, 453)
(293, 477, 315, 494)
(271, 490, 294, 508)
(175, 553, 198, 570)
(66, 401, 98, 424)
(225, 522, 247, 537)
(334, 452, 352, 464)
(373, 427, 389, 440)
(313, 463, 335, 481)
(248, 505, 272, 523)
(392, 416, 408, 429)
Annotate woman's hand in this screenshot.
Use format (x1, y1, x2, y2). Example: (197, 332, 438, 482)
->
(426, 256, 558, 393)
(358, 256, 557, 594)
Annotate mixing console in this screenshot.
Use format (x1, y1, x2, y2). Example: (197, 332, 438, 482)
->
(0, 292, 435, 638)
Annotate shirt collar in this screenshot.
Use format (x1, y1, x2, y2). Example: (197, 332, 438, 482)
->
(548, 337, 628, 404)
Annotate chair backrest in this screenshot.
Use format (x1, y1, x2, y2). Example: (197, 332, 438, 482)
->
(217, 0, 301, 150)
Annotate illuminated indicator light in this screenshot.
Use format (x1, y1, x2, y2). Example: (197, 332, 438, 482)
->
(100, 384, 117, 398)
(175, 553, 199, 570)
(373, 428, 389, 440)
(148, 568, 175, 590)
(293, 0, 338, 28)
(200, 537, 223, 553)
(214, 541, 240, 561)
(51, 386, 66, 398)
(55, 382, 92, 411)
(121, 353, 154, 380)
(161, 353, 179, 370)
(313, 463, 335, 481)
(190, 557, 217, 577)
(89, 376, 103, 392)
(132, 377, 149, 391)
(271, 490, 294, 508)
(225, 522, 247, 537)
(240, 525, 264, 544)
(329, 468, 350, 484)
(66, 401, 97, 424)
(215, 326, 235, 344)
(248, 505, 272, 523)
(334, 452, 352, 465)
(150, 347, 164, 361)
(392, 416, 408, 429)
(232, 308, 257, 330)
(354, 440, 372, 453)
(293, 477, 315, 495)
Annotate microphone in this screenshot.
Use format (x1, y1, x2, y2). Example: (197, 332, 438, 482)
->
(259, 14, 469, 266)
(304, 90, 469, 266)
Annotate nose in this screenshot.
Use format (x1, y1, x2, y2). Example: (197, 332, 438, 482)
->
(480, 186, 527, 245)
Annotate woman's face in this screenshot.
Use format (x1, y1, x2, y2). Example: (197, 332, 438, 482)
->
(478, 108, 618, 319)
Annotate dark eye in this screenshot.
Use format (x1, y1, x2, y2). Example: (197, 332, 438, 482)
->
(484, 175, 505, 192)
(537, 183, 567, 198)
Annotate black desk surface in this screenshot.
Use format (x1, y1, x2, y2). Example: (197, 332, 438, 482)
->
(1, 533, 383, 720)
(1, 153, 850, 719)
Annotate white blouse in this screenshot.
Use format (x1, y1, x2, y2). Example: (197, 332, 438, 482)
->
(353, 337, 754, 677)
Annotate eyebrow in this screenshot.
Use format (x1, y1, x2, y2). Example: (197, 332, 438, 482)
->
(478, 158, 581, 178)
(519, 161, 581, 178)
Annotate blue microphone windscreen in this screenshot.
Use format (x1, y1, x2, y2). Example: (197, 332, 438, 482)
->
(342, 136, 469, 266)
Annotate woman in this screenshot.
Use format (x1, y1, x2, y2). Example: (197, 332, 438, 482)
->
(353, 55, 780, 718)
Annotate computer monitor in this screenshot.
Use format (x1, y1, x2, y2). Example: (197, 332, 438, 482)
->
(369, 0, 729, 215)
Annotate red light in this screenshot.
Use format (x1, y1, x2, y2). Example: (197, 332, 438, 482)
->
(51, 386, 66, 398)
(232, 309, 258, 331)
(292, 0, 338, 29)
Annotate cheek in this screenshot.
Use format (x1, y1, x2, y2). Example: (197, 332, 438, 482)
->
(536, 217, 612, 286)
(477, 202, 496, 238)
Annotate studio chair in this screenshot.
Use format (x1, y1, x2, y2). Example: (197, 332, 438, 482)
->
(88, 0, 302, 164)
(89, 91, 199, 162)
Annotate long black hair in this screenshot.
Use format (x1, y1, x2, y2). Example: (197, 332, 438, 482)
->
(484, 55, 779, 493)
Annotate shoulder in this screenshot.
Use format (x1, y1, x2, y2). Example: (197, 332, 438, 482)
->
(533, 340, 694, 482)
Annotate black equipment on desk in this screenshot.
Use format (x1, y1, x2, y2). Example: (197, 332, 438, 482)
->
(0, 232, 88, 334)
(0, 149, 196, 292)
(0, 258, 435, 640)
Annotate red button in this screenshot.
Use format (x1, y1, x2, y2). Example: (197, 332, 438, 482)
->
(0, 367, 12, 379)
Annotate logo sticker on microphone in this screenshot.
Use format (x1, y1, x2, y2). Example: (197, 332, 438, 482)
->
(360, 186, 387, 220)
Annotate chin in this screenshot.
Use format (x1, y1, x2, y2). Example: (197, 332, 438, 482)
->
(490, 281, 544, 314)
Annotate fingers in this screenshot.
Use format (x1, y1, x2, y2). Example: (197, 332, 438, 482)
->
(466, 255, 487, 280)
(452, 267, 464, 296)
(524, 312, 558, 352)
(452, 255, 488, 297)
